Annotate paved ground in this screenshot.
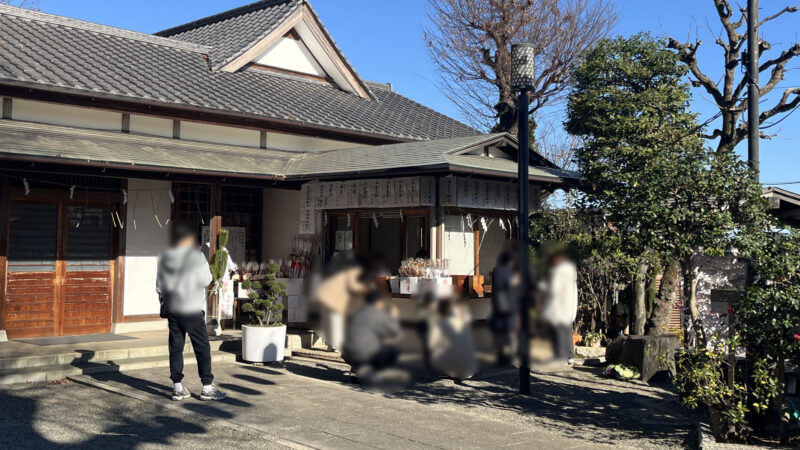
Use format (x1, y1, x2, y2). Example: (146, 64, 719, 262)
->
(0, 341, 700, 450)
(0, 379, 288, 449)
(4, 356, 690, 449)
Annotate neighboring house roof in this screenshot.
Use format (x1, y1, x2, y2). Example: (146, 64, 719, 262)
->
(763, 187, 800, 228)
(0, 2, 477, 142)
(0, 120, 577, 185)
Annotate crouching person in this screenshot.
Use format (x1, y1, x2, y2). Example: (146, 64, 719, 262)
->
(157, 222, 226, 401)
(342, 290, 400, 386)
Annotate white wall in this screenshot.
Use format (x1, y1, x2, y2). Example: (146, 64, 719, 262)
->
(443, 214, 475, 275)
(181, 121, 260, 147)
(12, 99, 121, 130)
(267, 131, 363, 152)
(122, 179, 172, 316)
(262, 188, 301, 260)
(253, 37, 326, 77)
(130, 114, 173, 138)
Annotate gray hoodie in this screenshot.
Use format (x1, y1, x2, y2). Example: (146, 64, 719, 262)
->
(156, 246, 213, 315)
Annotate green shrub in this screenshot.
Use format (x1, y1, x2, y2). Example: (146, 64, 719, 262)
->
(241, 263, 286, 327)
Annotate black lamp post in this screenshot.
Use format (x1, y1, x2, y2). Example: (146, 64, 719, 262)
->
(511, 43, 534, 396)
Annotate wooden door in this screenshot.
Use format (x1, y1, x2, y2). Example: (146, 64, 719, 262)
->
(4, 202, 59, 338)
(2, 201, 114, 338)
(62, 205, 113, 336)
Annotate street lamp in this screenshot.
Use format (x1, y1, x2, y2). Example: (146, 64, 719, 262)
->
(511, 43, 534, 396)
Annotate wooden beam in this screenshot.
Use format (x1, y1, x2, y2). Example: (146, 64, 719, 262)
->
(1, 97, 11, 120)
(113, 179, 127, 325)
(121, 113, 130, 133)
(172, 120, 180, 139)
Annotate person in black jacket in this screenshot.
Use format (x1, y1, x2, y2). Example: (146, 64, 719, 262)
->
(490, 248, 520, 366)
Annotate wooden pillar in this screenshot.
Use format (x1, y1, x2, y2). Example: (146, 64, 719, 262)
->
(112, 179, 128, 326)
(0, 176, 9, 332)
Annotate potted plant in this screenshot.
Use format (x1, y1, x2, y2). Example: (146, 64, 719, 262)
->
(583, 332, 605, 348)
(240, 262, 287, 363)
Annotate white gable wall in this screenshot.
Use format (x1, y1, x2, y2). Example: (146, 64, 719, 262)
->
(254, 37, 326, 77)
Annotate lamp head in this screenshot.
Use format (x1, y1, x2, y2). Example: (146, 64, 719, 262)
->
(511, 43, 535, 91)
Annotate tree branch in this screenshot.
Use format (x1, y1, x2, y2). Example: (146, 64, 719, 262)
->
(760, 87, 800, 123)
(759, 6, 799, 27)
(668, 38, 725, 105)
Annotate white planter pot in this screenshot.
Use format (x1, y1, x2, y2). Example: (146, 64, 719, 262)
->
(242, 324, 287, 363)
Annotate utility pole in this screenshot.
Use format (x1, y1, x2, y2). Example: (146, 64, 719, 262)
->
(747, 0, 759, 182)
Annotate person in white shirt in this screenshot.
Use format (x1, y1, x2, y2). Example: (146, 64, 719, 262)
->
(540, 248, 579, 366)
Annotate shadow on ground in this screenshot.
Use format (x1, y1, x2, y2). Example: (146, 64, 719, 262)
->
(285, 357, 694, 447)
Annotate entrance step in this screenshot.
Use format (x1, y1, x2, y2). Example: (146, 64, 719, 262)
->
(0, 351, 236, 385)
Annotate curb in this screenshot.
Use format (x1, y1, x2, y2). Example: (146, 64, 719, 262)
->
(67, 375, 314, 450)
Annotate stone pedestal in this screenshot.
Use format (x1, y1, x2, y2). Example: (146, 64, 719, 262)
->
(605, 335, 679, 382)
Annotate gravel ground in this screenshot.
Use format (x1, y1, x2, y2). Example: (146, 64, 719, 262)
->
(0, 380, 289, 449)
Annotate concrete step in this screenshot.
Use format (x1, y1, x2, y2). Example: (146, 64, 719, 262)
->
(290, 347, 345, 363)
(0, 339, 241, 371)
(0, 351, 237, 385)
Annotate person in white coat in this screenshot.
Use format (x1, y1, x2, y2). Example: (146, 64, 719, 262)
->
(540, 249, 578, 365)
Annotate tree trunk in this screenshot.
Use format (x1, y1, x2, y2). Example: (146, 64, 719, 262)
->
(683, 256, 706, 347)
(647, 259, 680, 335)
(633, 260, 648, 335)
(777, 353, 789, 444)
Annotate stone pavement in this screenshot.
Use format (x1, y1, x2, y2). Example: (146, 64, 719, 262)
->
(67, 358, 694, 449)
(0, 379, 287, 449)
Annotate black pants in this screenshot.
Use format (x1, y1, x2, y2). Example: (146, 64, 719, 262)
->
(348, 345, 400, 373)
(168, 311, 213, 385)
(549, 323, 574, 361)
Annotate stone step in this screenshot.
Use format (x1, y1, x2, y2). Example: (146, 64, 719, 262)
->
(0, 351, 237, 385)
(0, 339, 241, 371)
(290, 347, 345, 363)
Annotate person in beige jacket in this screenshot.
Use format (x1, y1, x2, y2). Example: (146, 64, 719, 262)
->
(313, 253, 366, 350)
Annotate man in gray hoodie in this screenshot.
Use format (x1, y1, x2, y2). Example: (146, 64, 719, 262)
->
(157, 223, 226, 401)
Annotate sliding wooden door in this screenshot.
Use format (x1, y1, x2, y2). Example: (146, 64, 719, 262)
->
(2, 200, 114, 338)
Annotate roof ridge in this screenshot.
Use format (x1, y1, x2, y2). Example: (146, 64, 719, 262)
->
(0, 4, 212, 53)
(155, 0, 299, 37)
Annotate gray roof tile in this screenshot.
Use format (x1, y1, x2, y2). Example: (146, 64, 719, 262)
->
(156, 0, 302, 70)
(0, 2, 477, 141)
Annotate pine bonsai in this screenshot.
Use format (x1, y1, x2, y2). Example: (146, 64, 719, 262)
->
(241, 262, 286, 327)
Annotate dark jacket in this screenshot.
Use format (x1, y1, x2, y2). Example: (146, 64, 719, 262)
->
(490, 264, 518, 333)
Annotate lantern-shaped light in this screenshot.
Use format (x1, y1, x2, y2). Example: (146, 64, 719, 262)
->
(510, 43, 535, 91)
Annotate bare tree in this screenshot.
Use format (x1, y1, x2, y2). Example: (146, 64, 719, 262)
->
(424, 0, 617, 133)
(0, 0, 39, 8)
(668, 1, 800, 153)
(535, 120, 580, 171)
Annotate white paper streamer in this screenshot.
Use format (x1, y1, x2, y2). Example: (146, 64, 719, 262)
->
(69, 185, 76, 199)
(23, 178, 30, 196)
(168, 190, 175, 204)
(480, 217, 488, 232)
(372, 213, 379, 229)
(122, 189, 128, 205)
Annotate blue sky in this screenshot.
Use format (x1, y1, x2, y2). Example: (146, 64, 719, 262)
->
(33, 0, 800, 193)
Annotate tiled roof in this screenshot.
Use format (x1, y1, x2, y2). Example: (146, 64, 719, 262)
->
(0, 120, 577, 184)
(0, 2, 477, 141)
(156, 0, 302, 70)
